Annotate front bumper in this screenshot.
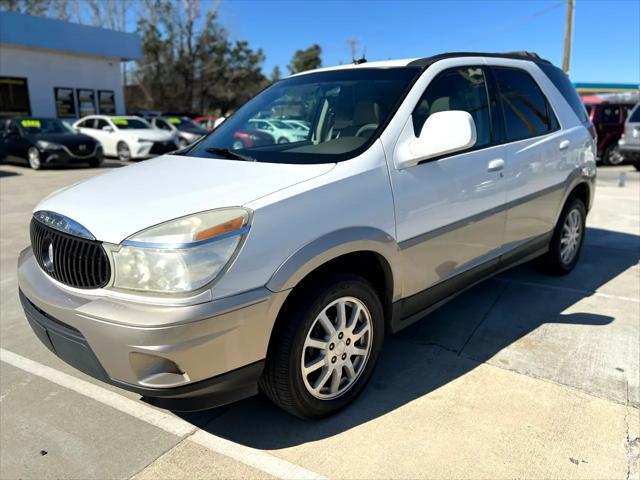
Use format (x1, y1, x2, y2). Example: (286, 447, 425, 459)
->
(42, 146, 103, 166)
(618, 141, 640, 160)
(17, 247, 288, 410)
(132, 140, 177, 159)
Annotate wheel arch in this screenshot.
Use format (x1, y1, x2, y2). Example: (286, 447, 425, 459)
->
(266, 227, 401, 332)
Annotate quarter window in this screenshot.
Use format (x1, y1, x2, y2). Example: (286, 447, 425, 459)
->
(493, 67, 557, 142)
(413, 66, 491, 147)
(77, 118, 94, 129)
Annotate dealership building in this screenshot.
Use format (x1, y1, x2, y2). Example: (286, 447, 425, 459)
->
(0, 12, 141, 118)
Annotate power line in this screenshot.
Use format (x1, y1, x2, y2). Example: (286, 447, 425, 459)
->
(464, 1, 564, 46)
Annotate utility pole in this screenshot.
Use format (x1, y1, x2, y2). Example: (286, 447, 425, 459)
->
(562, 0, 574, 73)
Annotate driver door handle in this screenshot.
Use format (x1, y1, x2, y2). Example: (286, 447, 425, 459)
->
(487, 158, 505, 172)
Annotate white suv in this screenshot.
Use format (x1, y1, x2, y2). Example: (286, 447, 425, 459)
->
(74, 115, 178, 161)
(18, 52, 596, 418)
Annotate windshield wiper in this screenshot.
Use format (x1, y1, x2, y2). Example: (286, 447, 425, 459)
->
(205, 148, 257, 162)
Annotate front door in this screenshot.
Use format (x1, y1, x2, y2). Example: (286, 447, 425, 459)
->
(389, 65, 507, 304)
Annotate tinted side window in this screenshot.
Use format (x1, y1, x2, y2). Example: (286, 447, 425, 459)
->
(78, 118, 95, 129)
(538, 63, 589, 125)
(95, 119, 109, 129)
(413, 66, 491, 147)
(601, 106, 621, 124)
(493, 67, 556, 142)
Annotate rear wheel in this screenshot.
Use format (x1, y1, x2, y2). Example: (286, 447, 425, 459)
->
(602, 144, 625, 166)
(538, 197, 586, 275)
(27, 147, 42, 170)
(277, 137, 289, 144)
(260, 274, 384, 419)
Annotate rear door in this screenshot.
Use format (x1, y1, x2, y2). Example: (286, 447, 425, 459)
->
(389, 64, 507, 301)
(491, 65, 573, 247)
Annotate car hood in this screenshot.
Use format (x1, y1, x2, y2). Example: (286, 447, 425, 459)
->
(119, 129, 174, 141)
(35, 154, 335, 244)
(31, 133, 97, 146)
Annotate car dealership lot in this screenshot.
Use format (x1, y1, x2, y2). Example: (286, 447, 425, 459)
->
(1, 161, 638, 479)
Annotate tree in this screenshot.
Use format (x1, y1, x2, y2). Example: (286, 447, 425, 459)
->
(270, 66, 282, 83)
(288, 44, 322, 74)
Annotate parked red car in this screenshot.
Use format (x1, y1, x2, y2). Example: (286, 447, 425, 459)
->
(194, 116, 218, 131)
(584, 102, 636, 165)
(232, 129, 274, 149)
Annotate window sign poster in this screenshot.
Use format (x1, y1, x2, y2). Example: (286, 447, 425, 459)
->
(54, 87, 76, 118)
(77, 89, 96, 117)
(98, 90, 116, 115)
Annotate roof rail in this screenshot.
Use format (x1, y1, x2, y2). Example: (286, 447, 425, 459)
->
(408, 51, 552, 68)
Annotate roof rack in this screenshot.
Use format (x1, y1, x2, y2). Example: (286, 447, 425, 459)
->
(408, 51, 552, 68)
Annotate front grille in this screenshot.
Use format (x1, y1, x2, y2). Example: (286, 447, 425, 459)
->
(150, 141, 176, 154)
(30, 219, 110, 289)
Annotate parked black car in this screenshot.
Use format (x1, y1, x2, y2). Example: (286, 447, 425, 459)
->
(0, 118, 103, 170)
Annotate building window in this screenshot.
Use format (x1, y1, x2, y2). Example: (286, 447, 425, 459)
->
(54, 87, 77, 118)
(98, 90, 116, 115)
(0, 77, 31, 115)
(77, 89, 96, 117)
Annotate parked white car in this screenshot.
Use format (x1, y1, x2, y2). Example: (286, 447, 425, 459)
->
(247, 118, 308, 143)
(19, 52, 596, 418)
(73, 115, 178, 161)
(282, 119, 310, 132)
(150, 116, 209, 148)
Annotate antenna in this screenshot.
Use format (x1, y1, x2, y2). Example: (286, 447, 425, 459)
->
(346, 38, 359, 62)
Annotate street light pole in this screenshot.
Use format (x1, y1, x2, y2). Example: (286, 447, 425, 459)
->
(562, 0, 575, 73)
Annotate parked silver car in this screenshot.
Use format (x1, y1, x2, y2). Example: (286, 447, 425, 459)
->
(618, 103, 640, 171)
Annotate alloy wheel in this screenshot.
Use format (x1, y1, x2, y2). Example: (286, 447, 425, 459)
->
(560, 208, 583, 265)
(27, 147, 41, 169)
(607, 146, 625, 165)
(117, 143, 131, 161)
(300, 296, 373, 400)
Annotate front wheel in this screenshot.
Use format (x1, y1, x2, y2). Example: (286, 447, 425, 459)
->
(27, 147, 42, 170)
(538, 197, 586, 275)
(260, 274, 384, 418)
(117, 142, 131, 162)
(277, 137, 289, 144)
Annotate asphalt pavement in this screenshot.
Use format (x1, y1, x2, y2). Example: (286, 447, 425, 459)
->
(1, 160, 638, 479)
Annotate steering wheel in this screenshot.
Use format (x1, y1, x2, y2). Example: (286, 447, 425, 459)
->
(355, 123, 378, 137)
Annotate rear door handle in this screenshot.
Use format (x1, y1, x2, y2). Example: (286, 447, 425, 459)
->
(559, 140, 571, 150)
(487, 158, 504, 172)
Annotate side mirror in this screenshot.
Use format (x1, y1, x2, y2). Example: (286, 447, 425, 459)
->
(102, 126, 114, 132)
(398, 110, 477, 168)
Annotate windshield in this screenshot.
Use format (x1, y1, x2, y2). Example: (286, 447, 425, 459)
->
(187, 67, 420, 164)
(112, 118, 151, 130)
(164, 117, 200, 129)
(18, 118, 75, 135)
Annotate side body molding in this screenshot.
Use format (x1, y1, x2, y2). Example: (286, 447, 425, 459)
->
(266, 227, 403, 302)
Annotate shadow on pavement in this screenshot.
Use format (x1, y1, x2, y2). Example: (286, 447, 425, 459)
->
(0, 169, 21, 178)
(178, 227, 638, 448)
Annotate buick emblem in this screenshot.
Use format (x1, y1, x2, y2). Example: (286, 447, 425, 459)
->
(42, 239, 55, 273)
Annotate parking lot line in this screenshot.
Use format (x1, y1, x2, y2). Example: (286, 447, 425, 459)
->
(0, 348, 327, 480)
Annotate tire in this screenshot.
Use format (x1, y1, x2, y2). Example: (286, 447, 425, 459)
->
(27, 147, 42, 170)
(260, 273, 384, 419)
(277, 137, 289, 144)
(117, 142, 131, 162)
(602, 143, 625, 166)
(538, 197, 586, 275)
(633, 162, 640, 172)
(179, 138, 189, 148)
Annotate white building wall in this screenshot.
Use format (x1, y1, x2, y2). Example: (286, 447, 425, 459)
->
(0, 44, 125, 117)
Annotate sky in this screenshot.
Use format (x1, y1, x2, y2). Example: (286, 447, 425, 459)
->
(215, 0, 640, 84)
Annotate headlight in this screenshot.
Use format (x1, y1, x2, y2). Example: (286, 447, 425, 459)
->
(36, 140, 62, 150)
(112, 208, 250, 294)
